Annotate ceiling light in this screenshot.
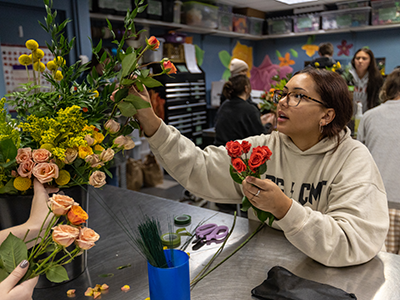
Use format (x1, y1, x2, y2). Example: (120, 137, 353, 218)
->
(276, 0, 318, 5)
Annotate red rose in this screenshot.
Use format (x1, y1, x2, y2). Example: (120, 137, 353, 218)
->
(225, 141, 242, 158)
(248, 150, 267, 172)
(147, 36, 160, 50)
(231, 157, 246, 173)
(261, 146, 272, 160)
(241, 141, 251, 154)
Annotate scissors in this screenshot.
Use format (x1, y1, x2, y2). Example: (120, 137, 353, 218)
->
(192, 223, 229, 250)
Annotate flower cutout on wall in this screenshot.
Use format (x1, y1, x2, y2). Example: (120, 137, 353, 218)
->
(337, 40, 353, 56)
(278, 52, 295, 67)
(301, 35, 319, 57)
(232, 41, 253, 77)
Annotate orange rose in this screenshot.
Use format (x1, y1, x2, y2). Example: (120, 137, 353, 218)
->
(16, 147, 32, 164)
(67, 204, 88, 225)
(75, 227, 100, 250)
(48, 194, 75, 216)
(147, 36, 160, 50)
(32, 148, 52, 163)
(162, 60, 177, 74)
(52, 224, 80, 247)
(89, 171, 106, 188)
(32, 162, 59, 184)
(17, 159, 35, 178)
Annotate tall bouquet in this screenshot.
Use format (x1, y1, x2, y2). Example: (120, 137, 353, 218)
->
(226, 140, 275, 225)
(259, 73, 291, 114)
(0, 0, 176, 195)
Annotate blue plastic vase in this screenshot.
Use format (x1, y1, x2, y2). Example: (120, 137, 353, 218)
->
(147, 249, 190, 300)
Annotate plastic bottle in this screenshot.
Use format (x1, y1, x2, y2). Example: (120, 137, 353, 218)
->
(354, 102, 363, 138)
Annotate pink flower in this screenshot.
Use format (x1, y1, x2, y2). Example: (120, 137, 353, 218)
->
(32, 162, 59, 184)
(16, 147, 32, 164)
(17, 159, 35, 178)
(32, 148, 51, 163)
(337, 40, 353, 57)
(52, 224, 80, 247)
(48, 194, 75, 216)
(75, 227, 100, 250)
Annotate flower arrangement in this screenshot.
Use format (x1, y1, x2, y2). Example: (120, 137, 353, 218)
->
(0, 0, 176, 195)
(226, 140, 275, 225)
(0, 193, 99, 283)
(259, 73, 291, 114)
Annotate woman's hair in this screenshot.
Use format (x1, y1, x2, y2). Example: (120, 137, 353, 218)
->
(222, 74, 250, 100)
(351, 48, 384, 109)
(379, 69, 400, 102)
(296, 68, 353, 145)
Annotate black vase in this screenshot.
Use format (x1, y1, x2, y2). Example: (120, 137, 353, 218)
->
(0, 185, 88, 288)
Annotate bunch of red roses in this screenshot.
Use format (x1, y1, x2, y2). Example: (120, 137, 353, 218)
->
(226, 140, 275, 225)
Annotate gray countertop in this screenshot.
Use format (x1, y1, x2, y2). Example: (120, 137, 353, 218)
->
(33, 185, 400, 300)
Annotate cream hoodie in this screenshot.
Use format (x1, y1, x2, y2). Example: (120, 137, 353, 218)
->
(148, 121, 389, 267)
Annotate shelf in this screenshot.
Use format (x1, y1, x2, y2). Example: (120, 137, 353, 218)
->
(90, 13, 400, 41)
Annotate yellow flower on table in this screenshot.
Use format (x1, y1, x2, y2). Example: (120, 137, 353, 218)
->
(33, 61, 45, 72)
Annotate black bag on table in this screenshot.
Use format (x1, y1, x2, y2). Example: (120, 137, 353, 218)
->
(251, 266, 357, 300)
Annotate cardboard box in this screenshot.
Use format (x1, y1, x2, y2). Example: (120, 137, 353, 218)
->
(233, 7, 265, 19)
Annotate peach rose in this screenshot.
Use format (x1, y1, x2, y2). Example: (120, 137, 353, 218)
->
(16, 147, 32, 164)
(84, 134, 95, 146)
(113, 136, 135, 150)
(99, 148, 114, 162)
(48, 194, 75, 216)
(64, 148, 78, 164)
(67, 204, 88, 225)
(32, 162, 59, 184)
(52, 224, 80, 247)
(104, 119, 120, 133)
(85, 154, 104, 168)
(32, 148, 51, 163)
(17, 159, 35, 178)
(113, 135, 126, 148)
(89, 171, 106, 188)
(75, 227, 100, 250)
(123, 136, 135, 150)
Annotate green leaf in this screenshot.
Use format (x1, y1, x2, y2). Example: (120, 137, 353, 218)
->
(114, 88, 129, 103)
(258, 162, 267, 175)
(0, 179, 18, 194)
(103, 167, 113, 179)
(118, 102, 137, 117)
(141, 69, 150, 78)
(121, 53, 137, 78)
(0, 233, 28, 273)
(290, 49, 298, 58)
(98, 273, 114, 278)
(0, 139, 17, 162)
(222, 69, 231, 81)
(139, 76, 163, 88)
(241, 196, 252, 212)
(229, 165, 244, 184)
(219, 50, 231, 68)
(276, 50, 282, 58)
(124, 94, 151, 109)
(45, 265, 69, 283)
(0, 268, 9, 282)
(195, 45, 205, 67)
(120, 78, 135, 86)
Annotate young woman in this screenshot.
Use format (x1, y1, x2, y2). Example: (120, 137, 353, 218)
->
(132, 67, 389, 267)
(215, 74, 270, 147)
(358, 69, 400, 204)
(350, 48, 384, 113)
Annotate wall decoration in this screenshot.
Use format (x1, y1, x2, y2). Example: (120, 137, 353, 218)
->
(277, 52, 295, 67)
(301, 35, 319, 58)
(219, 50, 232, 81)
(337, 40, 353, 56)
(250, 55, 293, 91)
(231, 41, 253, 77)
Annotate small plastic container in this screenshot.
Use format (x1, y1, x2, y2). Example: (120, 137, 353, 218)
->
(173, 1, 182, 23)
(182, 1, 218, 28)
(293, 14, 320, 32)
(321, 7, 371, 30)
(218, 11, 233, 31)
(233, 14, 248, 33)
(371, 0, 400, 25)
(267, 17, 292, 35)
(217, 3, 233, 13)
(337, 0, 370, 10)
(248, 16, 264, 35)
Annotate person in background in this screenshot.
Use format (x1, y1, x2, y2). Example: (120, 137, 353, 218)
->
(0, 179, 56, 300)
(214, 74, 271, 147)
(131, 67, 389, 267)
(358, 69, 400, 203)
(349, 48, 383, 113)
(310, 42, 339, 70)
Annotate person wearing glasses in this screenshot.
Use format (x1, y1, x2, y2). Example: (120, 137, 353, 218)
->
(131, 67, 389, 267)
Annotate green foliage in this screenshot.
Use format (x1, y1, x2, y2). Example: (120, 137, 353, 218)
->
(0, 233, 28, 273)
(45, 265, 69, 283)
(195, 45, 205, 67)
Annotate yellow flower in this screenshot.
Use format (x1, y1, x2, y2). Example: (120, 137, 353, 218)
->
(94, 144, 105, 152)
(93, 131, 105, 144)
(336, 61, 341, 69)
(55, 169, 71, 186)
(13, 177, 31, 191)
(28, 54, 37, 63)
(54, 70, 63, 81)
(25, 39, 39, 51)
(18, 54, 31, 66)
(32, 49, 44, 60)
(83, 125, 96, 132)
(301, 44, 319, 57)
(91, 90, 99, 98)
(78, 145, 93, 159)
(314, 62, 320, 67)
(33, 61, 46, 72)
(54, 56, 65, 67)
(47, 61, 58, 71)
(40, 143, 54, 151)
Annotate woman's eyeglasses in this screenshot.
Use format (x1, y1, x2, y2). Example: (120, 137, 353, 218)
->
(273, 90, 327, 107)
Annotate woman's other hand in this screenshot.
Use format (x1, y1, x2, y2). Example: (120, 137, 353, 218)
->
(243, 176, 292, 220)
(0, 260, 38, 300)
